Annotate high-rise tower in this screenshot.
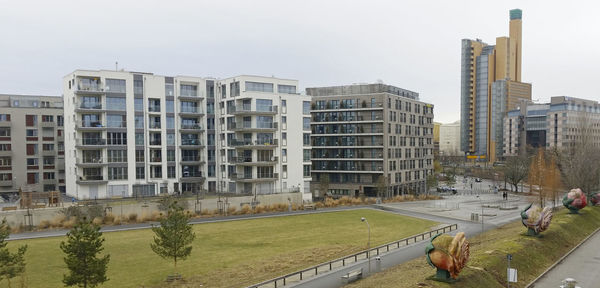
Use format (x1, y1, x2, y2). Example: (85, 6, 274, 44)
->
(460, 9, 531, 162)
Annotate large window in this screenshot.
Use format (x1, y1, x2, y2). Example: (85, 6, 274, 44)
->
(303, 101, 310, 115)
(303, 149, 310, 162)
(303, 133, 310, 146)
(167, 133, 175, 146)
(256, 99, 273, 112)
(167, 166, 176, 178)
(277, 85, 296, 94)
(107, 115, 126, 128)
(181, 101, 198, 113)
(303, 117, 310, 130)
(134, 98, 143, 111)
(180, 84, 197, 97)
(245, 81, 273, 93)
(107, 150, 127, 163)
(136, 167, 145, 179)
(166, 116, 175, 129)
(135, 133, 144, 145)
(134, 79, 143, 94)
(106, 97, 126, 110)
(105, 79, 126, 93)
(166, 100, 174, 113)
(108, 167, 128, 180)
(107, 132, 127, 145)
(135, 150, 144, 162)
(135, 116, 144, 129)
(303, 165, 311, 177)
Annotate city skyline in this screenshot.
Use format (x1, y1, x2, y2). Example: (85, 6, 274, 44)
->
(1, 1, 599, 124)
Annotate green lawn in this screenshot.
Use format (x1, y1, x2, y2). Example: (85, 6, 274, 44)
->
(346, 207, 600, 288)
(6, 209, 437, 288)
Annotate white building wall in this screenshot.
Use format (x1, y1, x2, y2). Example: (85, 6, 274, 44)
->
(439, 121, 462, 156)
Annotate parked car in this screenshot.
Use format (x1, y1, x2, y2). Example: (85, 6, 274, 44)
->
(475, 178, 482, 182)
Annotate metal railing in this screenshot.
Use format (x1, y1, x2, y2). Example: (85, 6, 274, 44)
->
(246, 223, 458, 288)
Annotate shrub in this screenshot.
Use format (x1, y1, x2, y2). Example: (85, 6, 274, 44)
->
(227, 206, 237, 215)
(103, 213, 115, 225)
(92, 217, 103, 226)
(315, 202, 325, 208)
(200, 209, 211, 216)
(351, 197, 364, 205)
(240, 204, 251, 214)
(254, 204, 266, 214)
(113, 216, 122, 225)
(151, 211, 163, 221)
(139, 212, 151, 223)
(50, 214, 66, 228)
(38, 220, 51, 229)
(365, 198, 376, 204)
(63, 217, 77, 229)
(157, 195, 189, 211)
(128, 213, 138, 222)
(339, 196, 352, 206)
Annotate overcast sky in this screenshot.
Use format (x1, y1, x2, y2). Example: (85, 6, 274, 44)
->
(1, 0, 599, 123)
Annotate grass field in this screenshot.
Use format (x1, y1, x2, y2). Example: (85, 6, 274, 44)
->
(346, 207, 600, 288)
(4, 209, 437, 288)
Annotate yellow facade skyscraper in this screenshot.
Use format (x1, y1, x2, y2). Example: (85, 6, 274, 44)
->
(460, 9, 531, 162)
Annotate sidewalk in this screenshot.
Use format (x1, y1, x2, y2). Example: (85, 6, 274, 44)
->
(531, 228, 600, 287)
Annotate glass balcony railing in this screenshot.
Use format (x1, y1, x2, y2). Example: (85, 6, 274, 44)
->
(181, 124, 203, 130)
(78, 138, 106, 145)
(78, 102, 102, 109)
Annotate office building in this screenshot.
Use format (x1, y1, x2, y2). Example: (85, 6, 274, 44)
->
(460, 9, 532, 162)
(0, 94, 65, 196)
(308, 83, 434, 197)
(504, 97, 600, 156)
(439, 121, 462, 156)
(63, 70, 312, 201)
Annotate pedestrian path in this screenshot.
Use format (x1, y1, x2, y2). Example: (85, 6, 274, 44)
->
(531, 228, 600, 287)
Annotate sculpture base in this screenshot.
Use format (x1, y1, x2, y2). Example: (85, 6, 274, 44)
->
(525, 228, 543, 237)
(428, 269, 456, 283)
(568, 208, 581, 214)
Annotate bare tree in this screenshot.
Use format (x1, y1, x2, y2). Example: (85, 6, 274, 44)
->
(504, 154, 529, 192)
(553, 116, 600, 198)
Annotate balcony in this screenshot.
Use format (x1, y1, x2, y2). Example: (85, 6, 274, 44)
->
(76, 175, 107, 184)
(178, 92, 203, 101)
(179, 139, 203, 148)
(76, 158, 107, 167)
(40, 121, 56, 128)
(230, 139, 278, 149)
(180, 124, 204, 132)
(42, 178, 57, 184)
(76, 138, 107, 147)
(148, 106, 161, 113)
(180, 173, 204, 182)
(231, 173, 279, 182)
(231, 122, 278, 132)
(75, 102, 103, 112)
(76, 121, 105, 130)
(180, 156, 204, 164)
(179, 108, 205, 116)
(233, 156, 278, 166)
(148, 123, 162, 130)
(0, 150, 11, 157)
(149, 140, 162, 146)
(42, 150, 55, 156)
(76, 84, 104, 94)
(231, 105, 278, 115)
(149, 157, 162, 163)
(0, 121, 11, 127)
(0, 179, 13, 186)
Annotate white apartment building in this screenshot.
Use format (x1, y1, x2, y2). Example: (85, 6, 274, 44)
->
(63, 70, 312, 201)
(439, 121, 462, 156)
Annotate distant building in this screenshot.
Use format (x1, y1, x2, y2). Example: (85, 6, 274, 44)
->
(0, 94, 65, 196)
(307, 83, 434, 197)
(439, 121, 462, 156)
(503, 96, 600, 156)
(433, 122, 441, 157)
(461, 9, 532, 162)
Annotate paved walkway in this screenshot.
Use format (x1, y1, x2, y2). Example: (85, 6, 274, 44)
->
(531, 228, 600, 288)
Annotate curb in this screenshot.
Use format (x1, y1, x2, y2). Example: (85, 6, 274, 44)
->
(525, 226, 600, 287)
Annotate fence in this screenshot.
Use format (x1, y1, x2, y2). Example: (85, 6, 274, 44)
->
(246, 223, 458, 288)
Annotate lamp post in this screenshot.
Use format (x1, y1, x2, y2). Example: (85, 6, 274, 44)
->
(361, 217, 371, 274)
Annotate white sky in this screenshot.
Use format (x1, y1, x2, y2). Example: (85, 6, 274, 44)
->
(1, 0, 599, 123)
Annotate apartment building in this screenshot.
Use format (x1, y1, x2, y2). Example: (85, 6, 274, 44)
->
(63, 70, 312, 201)
(460, 9, 532, 162)
(439, 121, 462, 156)
(504, 96, 600, 156)
(0, 94, 65, 196)
(308, 83, 434, 197)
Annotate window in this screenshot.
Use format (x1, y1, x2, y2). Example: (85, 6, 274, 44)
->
(105, 79, 126, 93)
(25, 129, 37, 137)
(303, 117, 310, 130)
(57, 116, 64, 127)
(107, 132, 127, 145)
(166, 100, 174, 113)
(165, 82, 174, 96)
(278, 85, 296, 94)
(106, 97, 126, 110)
(108, 167, 128, 180)
(167, 133, 175, 146)
(256, 99, 273, 112)
(166, 117, 175, 129)
(42, 115, 54, 122)
(134, 79, 143, 94)
(303, 165, 311, 177)
(181, 101, 198, 113)
(136, 167, 145, 179)
(180, 84, 197, 97)
(27, 158, 38, 166)
(245, 81, 273, 92)
(0, 114, 10, 122)
(283, 165, 287, 179)
(167, 166, 176, 178)
(303, 149, 310, 162)
(135, 133, 144, 145)
(282, 116, 286, 124)
(43, 172, 55, 179)
(303, 133, 310, 146)
(135, 116, 144, 129)
(26, 115, 37, 126)
(135, 150, 144, 162)
(167, 149, 175, 161)
(26, 144, 37, 155)
(107, 150, 127, 163)
(303, 101, 310, 115)
(42, 144, 54, 151)
(107, 115, 126, 128)
(27, 173, 39, 184)
(134, 98, 143, 111)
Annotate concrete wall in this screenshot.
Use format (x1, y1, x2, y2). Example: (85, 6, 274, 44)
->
(0, 192, 302, 228)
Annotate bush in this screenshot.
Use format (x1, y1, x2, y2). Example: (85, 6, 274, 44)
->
(113, 216, 122, 225)
(254, 205, 266, 214)
(200, 209, 212, 216)
(38, 220, 51, 229)
(151, 211, 163, 221)
(351, 198, 364, 205)
(227, 206, 237, 215)
(103, 213, 115, 225)
(92, 217, 103, 226)
(63, 217, 77, 229)
(315, 202, 325, 209)
(128, 213, 138, 222)
(240, 204, 251, 215)
(50, 214, 66, 228)
(157, 195, 189, 211)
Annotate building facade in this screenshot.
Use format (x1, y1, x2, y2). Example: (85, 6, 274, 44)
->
(439, 121, 462, 156)
(0, 94, 65, 196)
(460, 9, 532, 162)
(504, 96, 600, 156)
(308, 84, 434, 197)
(63, 70, 312, 201)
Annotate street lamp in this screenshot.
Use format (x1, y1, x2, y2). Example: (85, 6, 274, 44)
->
(361, 217, 371, 274)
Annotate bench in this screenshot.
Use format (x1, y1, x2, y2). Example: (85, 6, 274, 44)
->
(304, 204, 316, 210)
(2, 206, 17, 211)
(341, 268, 363, 284)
